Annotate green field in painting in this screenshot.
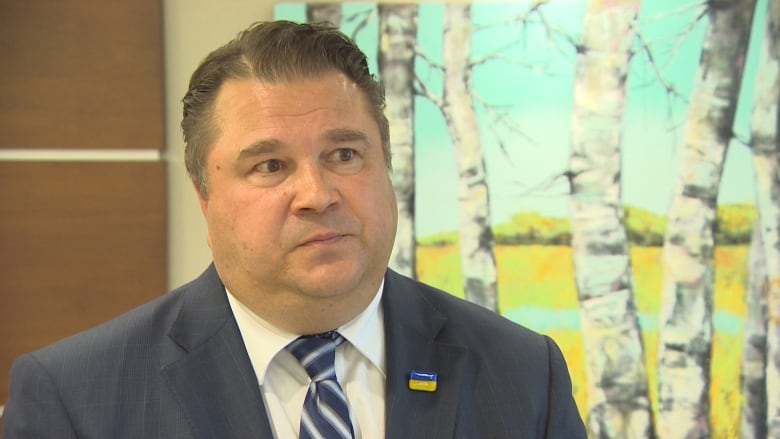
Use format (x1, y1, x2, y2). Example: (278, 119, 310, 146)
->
(416, 244, 748, 436)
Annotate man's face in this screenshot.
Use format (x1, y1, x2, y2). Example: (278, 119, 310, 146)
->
(198, 72, 397, 325)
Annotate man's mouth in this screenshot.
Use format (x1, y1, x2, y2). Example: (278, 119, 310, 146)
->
(300, 232, 347, 246)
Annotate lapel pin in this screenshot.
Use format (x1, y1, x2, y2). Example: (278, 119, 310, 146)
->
(409, 370, 438, 392)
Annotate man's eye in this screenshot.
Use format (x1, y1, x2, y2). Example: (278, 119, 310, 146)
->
(336, 149, 355, 161)
(257, 159, 284, 173)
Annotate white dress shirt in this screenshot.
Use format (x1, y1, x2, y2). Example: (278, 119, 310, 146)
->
(226, 283, 386, 439)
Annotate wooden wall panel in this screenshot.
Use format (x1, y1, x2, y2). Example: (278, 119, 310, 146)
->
(0, 1, 166, 430)
(0, 0, 164, 149)
(0, 161, 167, 409)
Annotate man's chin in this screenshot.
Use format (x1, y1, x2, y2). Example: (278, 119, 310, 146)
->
(293, 264, 369, 297)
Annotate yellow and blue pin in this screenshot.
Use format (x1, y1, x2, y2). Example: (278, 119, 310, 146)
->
(408, 370, 438, 392)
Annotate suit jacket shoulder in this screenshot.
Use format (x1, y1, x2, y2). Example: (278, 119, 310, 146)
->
(382, 269, 586, 438)
(2, 265, 273, 439)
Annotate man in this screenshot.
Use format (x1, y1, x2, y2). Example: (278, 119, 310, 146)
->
(2, 21, 586, 438)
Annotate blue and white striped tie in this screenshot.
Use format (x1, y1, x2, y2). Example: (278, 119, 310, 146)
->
(286, 331, 355, 439)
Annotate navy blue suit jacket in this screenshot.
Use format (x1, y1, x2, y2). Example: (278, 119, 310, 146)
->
(2, 265, 586, 438)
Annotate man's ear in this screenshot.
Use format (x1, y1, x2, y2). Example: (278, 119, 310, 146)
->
(192, 179, 208, 214)
(191, 179, 213, 248)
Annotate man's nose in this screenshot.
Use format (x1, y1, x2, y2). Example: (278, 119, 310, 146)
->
(289, 163, 339, 214)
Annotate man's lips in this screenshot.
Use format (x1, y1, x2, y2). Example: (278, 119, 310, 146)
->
(299, 232, 348, 247)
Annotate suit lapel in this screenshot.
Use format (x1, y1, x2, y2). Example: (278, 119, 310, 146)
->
(160, 265, 274, 439)
(158, 267, 471, 438)
(382, 270, 470, 439)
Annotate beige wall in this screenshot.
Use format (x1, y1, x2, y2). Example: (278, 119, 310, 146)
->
(163, 0, 277, 288)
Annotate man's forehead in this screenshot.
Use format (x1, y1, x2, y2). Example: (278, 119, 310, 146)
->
(214, 73, 364, 117)
(235, 128, 369, 160)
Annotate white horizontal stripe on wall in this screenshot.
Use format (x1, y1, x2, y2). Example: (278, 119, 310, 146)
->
(0, 149, 162, 162)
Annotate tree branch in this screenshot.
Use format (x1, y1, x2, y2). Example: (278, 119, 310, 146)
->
(472, 2, 544, 33)
(414, 43, 444, 72)
(413, 76, 443, 108)
(632, 24, 688, 102)
(343, 7, 374, 40)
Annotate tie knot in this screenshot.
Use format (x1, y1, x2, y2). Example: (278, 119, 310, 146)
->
(286, 331, 345, 381)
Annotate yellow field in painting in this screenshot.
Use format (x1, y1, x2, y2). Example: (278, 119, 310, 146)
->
(416, 244, 748, 436)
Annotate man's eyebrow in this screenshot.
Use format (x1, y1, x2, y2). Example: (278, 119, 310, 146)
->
(326, 128, 368, 143)
(236, 129, 368, 160)
(237, 139, 282, 160)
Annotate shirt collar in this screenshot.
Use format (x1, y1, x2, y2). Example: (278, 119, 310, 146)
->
(226, 280, 386, 384)
(338, 279, 385, 377)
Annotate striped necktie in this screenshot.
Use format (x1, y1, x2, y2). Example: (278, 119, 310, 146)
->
(286, 331, 355, 439)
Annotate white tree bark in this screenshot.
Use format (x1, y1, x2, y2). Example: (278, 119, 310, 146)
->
(741, 222, 769, 439)
(657, 1, 756, 437)
(306, 3, 341, 25)
(749, 1, 780, 436)
(569, 1, 654, 438)
(441, 3, 499, 311)
(379, 4, 418, 278)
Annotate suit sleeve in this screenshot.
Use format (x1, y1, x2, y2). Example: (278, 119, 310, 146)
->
(543, 335, 587, 439)
(2, 354, 78, 439)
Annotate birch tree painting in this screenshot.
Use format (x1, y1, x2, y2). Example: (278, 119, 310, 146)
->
(742, 222, 769, 439)
(276, 1, 778, 436)
(569, 0, 654, 436)
(379, 3, 419, 278)
(656, 1, 755, 437)
(441, 3, 499, 311)
(305, 3, 341, 25)
(748, 0, 780, 435)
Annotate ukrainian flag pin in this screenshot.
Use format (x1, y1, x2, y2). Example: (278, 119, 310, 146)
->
(408, 370, 438, 392)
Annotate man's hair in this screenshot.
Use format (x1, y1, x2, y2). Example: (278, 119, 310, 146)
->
(181, 20, 390, 197)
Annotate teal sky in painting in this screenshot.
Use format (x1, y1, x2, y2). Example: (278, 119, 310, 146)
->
(275, 0, 766, 237)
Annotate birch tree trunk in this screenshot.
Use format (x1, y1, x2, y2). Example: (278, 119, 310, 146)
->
(749, 1, 780, 435)
(379, 4, 418, 278)
(306, 3, 341, 25)
(741, 222, 768, 439)
(441, 3, 499, 311)
(569, 1, 654, 437)
(656, 1, 756, 437)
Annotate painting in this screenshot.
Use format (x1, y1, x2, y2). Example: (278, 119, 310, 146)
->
(276, 1, 777, 437)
